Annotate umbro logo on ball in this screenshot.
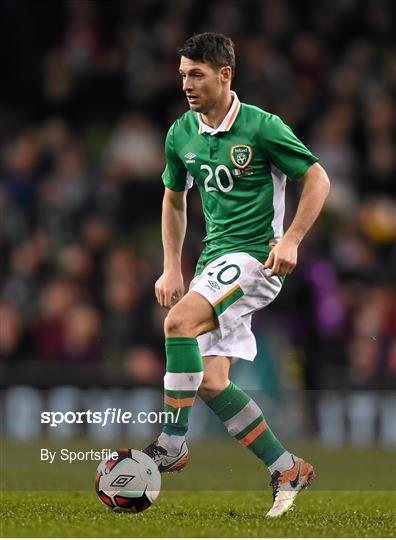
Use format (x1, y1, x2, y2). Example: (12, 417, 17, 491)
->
(110, 474, 135, 488)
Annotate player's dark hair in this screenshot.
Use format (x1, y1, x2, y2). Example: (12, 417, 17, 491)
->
(179, 32, 235, 76)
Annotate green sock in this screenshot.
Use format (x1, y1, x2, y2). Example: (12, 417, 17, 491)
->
(206, 382, 285, 466)
(163, 337, 203, 436)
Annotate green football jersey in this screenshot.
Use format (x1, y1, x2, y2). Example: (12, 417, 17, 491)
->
(162, 92, 318, 273)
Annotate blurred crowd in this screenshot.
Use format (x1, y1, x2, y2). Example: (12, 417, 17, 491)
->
(0, 0, 395, 391)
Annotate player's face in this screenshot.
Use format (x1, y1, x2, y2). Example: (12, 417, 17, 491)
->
(179, 56, 230, 114)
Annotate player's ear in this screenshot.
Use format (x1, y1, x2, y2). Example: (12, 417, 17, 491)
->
(220, 66, 232, 83)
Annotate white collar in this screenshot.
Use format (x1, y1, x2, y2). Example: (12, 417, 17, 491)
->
(197, 91, 241, 135)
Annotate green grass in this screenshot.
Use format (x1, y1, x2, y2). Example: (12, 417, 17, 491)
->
(1, 440, 395, 491)
(1, 441, 395, 536)
(1, 490, 395, 537)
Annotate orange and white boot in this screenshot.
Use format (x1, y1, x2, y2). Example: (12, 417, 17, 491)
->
(266, 455, 315, 517)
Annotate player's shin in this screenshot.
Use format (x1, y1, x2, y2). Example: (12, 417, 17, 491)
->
(143, 337, 202, 472)
(206, 382, 292, 469)
(162, 337, 203, 439)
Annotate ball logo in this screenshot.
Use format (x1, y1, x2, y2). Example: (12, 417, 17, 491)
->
(230, 145, 253, 169)
(110, 474, 135, 488)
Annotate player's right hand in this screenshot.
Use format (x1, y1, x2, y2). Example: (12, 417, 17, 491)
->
(155, 270, 185, 309)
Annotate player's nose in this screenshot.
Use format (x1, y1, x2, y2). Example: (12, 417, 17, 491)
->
(182, 76, 193, 92)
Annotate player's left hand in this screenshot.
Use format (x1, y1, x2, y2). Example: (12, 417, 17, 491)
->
(263, 238, 298, 277)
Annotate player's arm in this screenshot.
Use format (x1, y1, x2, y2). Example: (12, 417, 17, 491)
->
(264, 162, 330, 276)
(155, 187, 187, 308)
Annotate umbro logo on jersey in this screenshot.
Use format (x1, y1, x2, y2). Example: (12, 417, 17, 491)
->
(184, 152, 196, 163)
(230, 145, 253, 169)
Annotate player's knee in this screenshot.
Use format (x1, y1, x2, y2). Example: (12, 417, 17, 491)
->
(198, 376, 229, 401)
(164, 310, 196, 337)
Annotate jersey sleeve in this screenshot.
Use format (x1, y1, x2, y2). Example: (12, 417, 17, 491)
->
(161, 123, 190, 191)
(260, 114, 318, 180)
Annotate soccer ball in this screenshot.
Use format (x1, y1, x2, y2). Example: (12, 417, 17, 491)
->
(95, 449, 161, 513)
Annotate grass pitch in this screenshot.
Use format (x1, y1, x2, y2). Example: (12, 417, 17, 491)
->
(1, 490, 395, 537)
(1, 441, 395, 536)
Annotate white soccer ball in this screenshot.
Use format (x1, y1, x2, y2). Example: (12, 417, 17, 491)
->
(95, 449, 161, 513)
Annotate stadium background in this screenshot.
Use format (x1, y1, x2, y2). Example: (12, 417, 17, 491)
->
(0, 0, 395, 457)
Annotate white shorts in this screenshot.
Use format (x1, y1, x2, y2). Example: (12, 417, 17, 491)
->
(189, 252, 282, 361)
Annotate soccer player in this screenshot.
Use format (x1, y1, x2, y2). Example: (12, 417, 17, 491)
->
(144, 32, 330, 517)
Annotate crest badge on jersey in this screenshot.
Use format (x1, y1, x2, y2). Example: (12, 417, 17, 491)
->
(230, 144, 253, 169)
